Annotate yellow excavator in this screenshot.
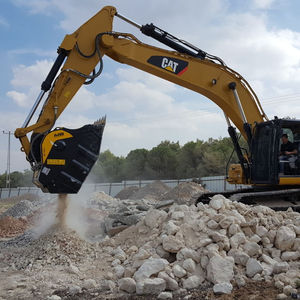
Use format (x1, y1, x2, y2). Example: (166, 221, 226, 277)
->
(14, 6, 300, 208)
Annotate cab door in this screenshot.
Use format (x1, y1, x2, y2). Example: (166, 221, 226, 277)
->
(250, 121, 280, 184)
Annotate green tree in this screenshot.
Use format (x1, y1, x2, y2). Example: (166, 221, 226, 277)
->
(124, 149, 148, 179)
(147, 141, 180, 179)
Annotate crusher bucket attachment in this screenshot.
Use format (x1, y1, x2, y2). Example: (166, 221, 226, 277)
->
(33, 118, 106, 193)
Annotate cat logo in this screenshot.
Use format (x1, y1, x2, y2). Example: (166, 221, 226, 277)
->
(161, 58, 179, 73)
(147, 56, 188, 75)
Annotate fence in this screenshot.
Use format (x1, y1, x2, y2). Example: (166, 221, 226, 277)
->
(0, 176, 247, 199)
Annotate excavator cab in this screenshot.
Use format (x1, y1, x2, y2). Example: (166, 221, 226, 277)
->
(251, 118, 300, 185)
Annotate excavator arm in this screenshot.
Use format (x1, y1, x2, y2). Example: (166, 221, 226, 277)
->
(14, 6, 268, 193)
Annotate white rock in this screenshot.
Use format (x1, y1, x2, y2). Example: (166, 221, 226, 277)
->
(47, 296, 61, 300)
(171, 211, 184, 220)
(273, 262, 290, 274)
(182, 275, 203, 289)
(145, 209, 168, 228)
(275, 226, 296, 251)
(158, 291, 173, 299)
(176, 248, 200, 263)
(207, 220, 219, 229)
(209, 196, 224, 210)
(213, 282, 233, 294)
(292, 238, 300, 251)
(134, 248, 151, 260)
(256, 226, 268, 237)
(162, 235, 184, 253)
(207, 255, 234, 284)
(246, 258, 263, 278)
(114, 265, 125, 279)
(281, 251, 299, 261)
(219, 217, 234, 229)
(69, 285, 81, 295)
(173, 264, 187, 278)
(230, 232, 246, 249)
(243, 241, 261, 256)
(200, 255, 209, 268)
(158, 271, 179, 291)
(136, 278, 166, 295)
(261, 254, 276, 265)
(228, 223, 240, 236)
(165, 221, 179, 235)
(250, 234, 261, 243)
(112, 259, 121, 267)
(283, 285, 293, 296)
(134, 258, 169, 281)
(83, 279, 97, 290)
(276, 293, 288, 299)
(119, 278, 136, 294)
(113, 246, 127, 262)
(228, 249, 249, 266)
(182, 258, 196, 273)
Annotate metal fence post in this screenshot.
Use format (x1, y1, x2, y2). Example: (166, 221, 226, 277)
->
(109, 183, 112, 196)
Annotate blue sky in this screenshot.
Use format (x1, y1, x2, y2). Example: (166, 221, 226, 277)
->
(1, 0, 300, 173)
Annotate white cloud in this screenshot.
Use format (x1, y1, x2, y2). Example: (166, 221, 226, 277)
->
(252, 0, 275, 9)
(7, 60, 53, 108)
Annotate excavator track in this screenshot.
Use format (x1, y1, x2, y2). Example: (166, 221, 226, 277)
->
(196, 187, 300, 212)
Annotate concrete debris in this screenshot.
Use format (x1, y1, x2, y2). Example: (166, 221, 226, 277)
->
(130, 180, 171, 201)
(160, 181, 206, 205)
(1, 200, 34, 218)
(0, 181, 299, 299)
(115, 186, 139, 200)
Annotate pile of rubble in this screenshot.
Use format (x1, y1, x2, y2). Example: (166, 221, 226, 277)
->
(108, 195, 300, 298)
(129, 180, 171, 201)
(0, 216, 28, 238)
(0, 182, 299, 299)
(160, 181, 207, 205)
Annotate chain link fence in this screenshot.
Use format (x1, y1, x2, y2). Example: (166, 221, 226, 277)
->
(0, 176, 247, 199)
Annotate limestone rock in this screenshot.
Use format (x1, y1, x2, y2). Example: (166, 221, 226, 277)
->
(182, 258, 196, 273)
(273, 262, 290, 274)
(246, 258, 263, 278)
(173, 264, 187, 278)
(182, 275, 203, 289)
(209, 196, 224, 210)
(275, 226, 296, 251)
(158, 271, 179, 291)
(243, 241, 261, 256)
(136, 278, 166, 295)
(281, 251, 299, 261)
(134, 258, 169, 281)
(213, 282, 233, 294)
(144, 209, 168, 228)
(119, 278, 136, 294)
(158, 291, 173, 299)
(207, 255, 234, 284)
(162, 235, 184, 253)
(83, 279, 97, 290)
